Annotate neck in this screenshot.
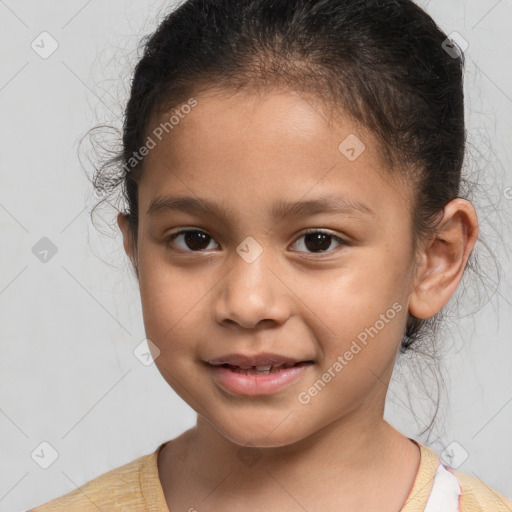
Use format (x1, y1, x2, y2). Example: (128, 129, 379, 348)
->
(194, 413, 390, 477)
(163, 406, 417, 504)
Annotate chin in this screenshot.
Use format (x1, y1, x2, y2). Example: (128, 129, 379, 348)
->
(213, 417, 309, 449)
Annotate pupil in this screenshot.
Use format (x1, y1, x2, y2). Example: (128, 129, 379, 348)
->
(185, 231, 210, 250)
(305, 233, 330, 252)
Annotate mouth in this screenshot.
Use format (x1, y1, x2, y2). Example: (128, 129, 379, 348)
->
(209, 361, 313, 375)
(205, 359, 315, 396)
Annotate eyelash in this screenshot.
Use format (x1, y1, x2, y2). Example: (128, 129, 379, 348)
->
(164, 228, 349, 256)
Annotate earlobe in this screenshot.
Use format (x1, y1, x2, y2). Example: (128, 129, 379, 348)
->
(408, 199, 479, 320)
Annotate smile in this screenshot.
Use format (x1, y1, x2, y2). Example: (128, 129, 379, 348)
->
(207, 361, 313, 396)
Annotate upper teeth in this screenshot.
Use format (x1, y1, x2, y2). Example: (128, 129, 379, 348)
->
(221, 363, 297, 370)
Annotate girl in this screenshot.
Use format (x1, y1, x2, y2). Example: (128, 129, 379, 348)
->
(29, 0, 512, 510)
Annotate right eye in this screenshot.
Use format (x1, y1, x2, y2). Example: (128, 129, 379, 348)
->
(165, 229, 219, 252)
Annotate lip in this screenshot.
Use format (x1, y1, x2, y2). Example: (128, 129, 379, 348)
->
(205, 353, 314, 396)
(207, 352, 311, 368)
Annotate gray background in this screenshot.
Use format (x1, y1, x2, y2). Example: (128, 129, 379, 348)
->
(0, 1, 510, 510)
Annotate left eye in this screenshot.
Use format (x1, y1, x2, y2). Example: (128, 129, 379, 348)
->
(291, 229, 347, 254)
(165, 229, 347, 254)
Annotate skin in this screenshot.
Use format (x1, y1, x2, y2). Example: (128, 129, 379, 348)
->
(118, 87, 478, 511)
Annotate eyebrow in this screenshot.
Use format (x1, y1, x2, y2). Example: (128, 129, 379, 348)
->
(146, 193, 375, 221)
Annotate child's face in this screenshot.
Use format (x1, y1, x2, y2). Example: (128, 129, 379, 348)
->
(121, 88, 420, 447)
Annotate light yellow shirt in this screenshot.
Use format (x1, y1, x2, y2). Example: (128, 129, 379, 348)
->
(28, 441, 512, 511)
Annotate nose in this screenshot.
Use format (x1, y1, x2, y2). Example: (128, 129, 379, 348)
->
(212, 249, 292, 330)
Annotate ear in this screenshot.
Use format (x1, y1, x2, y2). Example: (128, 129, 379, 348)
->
(117, 212, 139, 279)
(409, 198, 479, 319)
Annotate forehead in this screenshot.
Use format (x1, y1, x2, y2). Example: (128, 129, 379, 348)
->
(146, 87, 378, 162)
(139, 88, 412, 219)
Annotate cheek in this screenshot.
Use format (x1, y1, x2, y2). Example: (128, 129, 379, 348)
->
(136, 249, 216, 364)
(302, 254, 410, 362)
(137, 252, 186, 341)
(293, 271, 408, 416)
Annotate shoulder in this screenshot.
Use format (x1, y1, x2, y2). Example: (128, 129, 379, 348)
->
(27, 451, 153, 512)
(450, 469, 512, 512)
(406, 442, 512, 512)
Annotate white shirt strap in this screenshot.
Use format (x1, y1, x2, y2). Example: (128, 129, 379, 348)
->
(424, 463, 462, 512)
